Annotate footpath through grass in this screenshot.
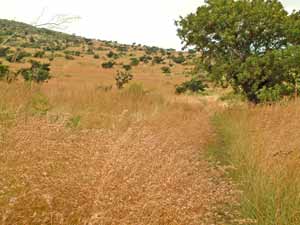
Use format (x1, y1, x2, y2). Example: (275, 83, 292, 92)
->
(208, 103, 300, 225)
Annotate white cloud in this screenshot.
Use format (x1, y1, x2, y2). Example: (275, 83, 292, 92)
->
(1, 0, 300, 49)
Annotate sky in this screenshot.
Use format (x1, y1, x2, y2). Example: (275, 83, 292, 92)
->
(1, 0, 300, 49)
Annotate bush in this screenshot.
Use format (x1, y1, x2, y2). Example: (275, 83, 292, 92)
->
(172, 54, 186, 64)
(175, 77, 207, 94)
(115, 70, 133, 89)
(34, 51, 45, 58)
(0, 47, 10, 57)
(161, 66, 171, 75)
(64, 50, 81, 56)
(130, 57, 139, 66)
(152, 56, 164, 65)
(6, 50, 31, 63)
(139, 55, 152, 64)
(0, 63, 9, 80)
(107, 51, 118, 59)
(102, 61, 115, 69)
(123, 64, 132, 71)
(18, 60, 51, 83)
(94, 54, 100, 59)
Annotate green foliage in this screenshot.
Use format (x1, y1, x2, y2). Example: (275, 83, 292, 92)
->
(172, 54, 185, 64)
(94, 54, 100, 59)
(19, 60, 51, 83)
(6, 50, 31, 62)
(123, 64, 132, 71)
(102, 61, 115, 69)
(64, 50, 80, 56)
(107, 51, 118, 59)
(152, 56, 164, 64)
(115, 70, 133, 89)
(34, 51, 45, 58)
(161, 66, 171, 75)
(176, 0, 300, 102)
(0, 47, 10, 57)
(0, 19, 82, 50)
(66, 115, 81, 128)
(130, 57, 139, 66)
(0, 63, 9, 80)
(175, 77, 207, 94)
(139, 55, 152, 64)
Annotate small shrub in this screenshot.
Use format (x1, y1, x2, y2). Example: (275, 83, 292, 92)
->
(0, 47, 10, 57)
(6, 50, 31, 63)
(94, 54, 100, 59)
(152, 56, 164, 65)
(102, 61, 115, 69)
(175, 77, 207, 94)
(139, 55, 152, 64)
(123, 64, 132, 71)
(130, 58, 139, 66)
(66, 115, 81, 128)
(19, 60, 51, 83)
(161, 66, 171, 75)
(107, 51, 118, 59)
(115, 70, 133, 89)
(0, 63, 9, 80)
(34, 51, 45, 58)
(172, 54, 186, 64)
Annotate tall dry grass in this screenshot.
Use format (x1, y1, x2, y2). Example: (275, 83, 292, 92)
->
(210, 101, 300, 225)
(0, 82, 235, 224)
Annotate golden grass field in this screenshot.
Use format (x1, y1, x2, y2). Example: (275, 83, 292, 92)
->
(0, 46, 239, 225)
(2, 38, 300, 224)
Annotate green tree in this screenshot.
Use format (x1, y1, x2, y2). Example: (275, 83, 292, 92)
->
(19, 60, 51, 83)
(130, 57, 139, 66)
(176, 0, 300, 102)
(115, 70, 133, 89)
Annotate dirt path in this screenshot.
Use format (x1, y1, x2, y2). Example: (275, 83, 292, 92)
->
(1, 101, 236, 225)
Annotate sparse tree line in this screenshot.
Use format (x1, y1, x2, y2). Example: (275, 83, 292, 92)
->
(0, 18, 197, 92)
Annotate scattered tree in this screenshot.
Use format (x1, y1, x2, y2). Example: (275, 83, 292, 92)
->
(18, 60, 51, 83)
(102, 61, 115, 69)
(176, 0, 300, 102)
(115, 70, 133, 89)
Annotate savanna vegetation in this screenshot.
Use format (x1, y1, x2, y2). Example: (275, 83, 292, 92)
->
(2, 0, 300, 224)
(175, 0, 300, 224)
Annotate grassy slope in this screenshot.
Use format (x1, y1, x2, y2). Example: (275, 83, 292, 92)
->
(0, 19, 238, 224)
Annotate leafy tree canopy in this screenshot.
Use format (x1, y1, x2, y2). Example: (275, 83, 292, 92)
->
(176, 0, 300, 102)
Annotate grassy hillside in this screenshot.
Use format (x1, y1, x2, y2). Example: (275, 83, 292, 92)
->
(0, 19, 240, 225)
(3, 17, 300, 225)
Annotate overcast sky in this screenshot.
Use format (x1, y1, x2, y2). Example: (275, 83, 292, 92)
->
(1, 0, 300, 49)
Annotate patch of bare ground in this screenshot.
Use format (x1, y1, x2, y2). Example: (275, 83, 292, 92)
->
(0, 101, 238, 225)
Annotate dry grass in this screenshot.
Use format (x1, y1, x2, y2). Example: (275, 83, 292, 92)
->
(210, 100, 300, 225)
(0, 80, 237, 224)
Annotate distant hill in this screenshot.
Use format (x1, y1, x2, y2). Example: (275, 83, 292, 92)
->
(0, 19, 178, 53)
